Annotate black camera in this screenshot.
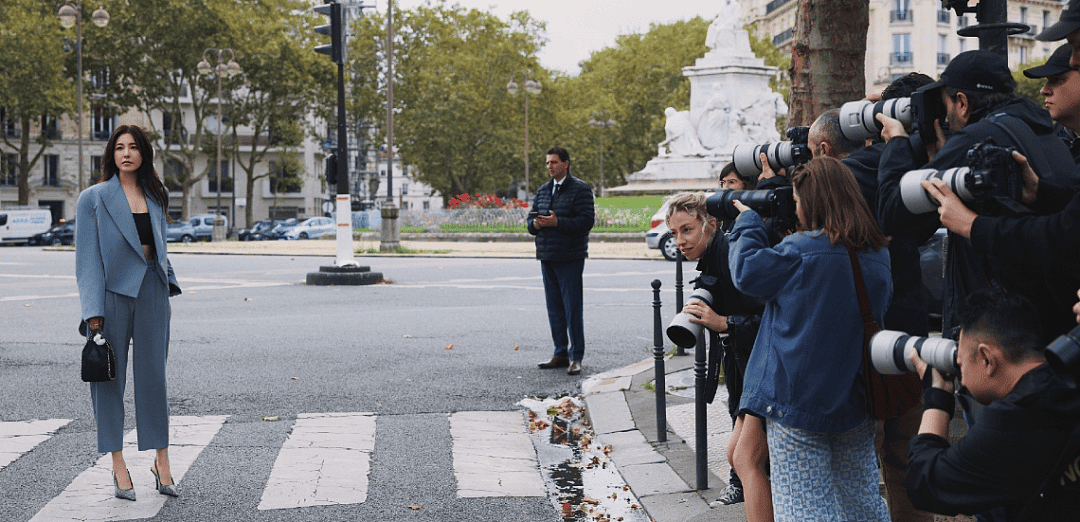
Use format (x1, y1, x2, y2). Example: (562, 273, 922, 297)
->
(910, 86, 947, 146)
(1047, 325, 1080, 389)
(705, 185, 797, 233)
(732, 127, 812, 177)
(838, 89, 944, 145)
(899, 140, 1028, 216)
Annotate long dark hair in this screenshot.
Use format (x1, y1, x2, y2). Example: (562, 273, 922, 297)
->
(99, 125, 169, 210)
(790, 157, 889, 251)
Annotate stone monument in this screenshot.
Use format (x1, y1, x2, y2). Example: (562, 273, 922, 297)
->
(610, 0, 785, 194)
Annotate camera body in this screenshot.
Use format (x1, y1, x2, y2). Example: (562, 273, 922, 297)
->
(666, 288, 713, 348)
(706, 185, 797, 233)
(870, 329, 958, 375)
(731, 126, 813, 177)
(899, 140, 1025, 216)
(1047, 324, 1080, 389)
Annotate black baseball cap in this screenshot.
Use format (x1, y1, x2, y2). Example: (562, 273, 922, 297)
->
(922, 50, 1013, 93)
(1024, 45, 1074, 78)
(1038, 0, 1080, 41)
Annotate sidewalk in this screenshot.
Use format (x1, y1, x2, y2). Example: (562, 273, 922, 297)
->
(582, 354, 748, 522)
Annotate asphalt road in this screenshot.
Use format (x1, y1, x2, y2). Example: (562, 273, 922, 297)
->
(0, 247, 682, 522)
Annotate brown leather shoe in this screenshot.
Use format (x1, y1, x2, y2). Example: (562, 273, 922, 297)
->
(538, 355, 570, 369)
(567, 361, 582, 375)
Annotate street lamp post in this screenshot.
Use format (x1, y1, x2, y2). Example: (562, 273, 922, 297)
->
(197, 48, 241, 242)
(506, 71, 541, 200)
(588, 114, 616, 198)
(58, 0, 109, 193)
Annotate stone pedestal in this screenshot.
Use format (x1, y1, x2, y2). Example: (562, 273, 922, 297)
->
(306, 264, 383, 286)
(379, 203, 400, 252)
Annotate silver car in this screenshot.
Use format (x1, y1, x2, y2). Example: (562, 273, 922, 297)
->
(644, 201, 680, 261)
(284, 217, 335, 240)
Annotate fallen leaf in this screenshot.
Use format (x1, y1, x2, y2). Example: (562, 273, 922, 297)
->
(631, 504, 640, 509)
(406, 504, 422, 510)
(562, 502, 574, 518)
(514, 345, 520, 350)
(403, 334, 413, 338)
(24, 304, 31, 307)
(582, 497, 600, 505)
(622, 486, 629, 491)
(291, 377, 299, 380)
(603, 444, 613, 455)
(244, 297, 252, 301)
(528, 410, 538, 422)
(444, 344, 454, 350)
(262, 416, 280, 422)
(610, 492, 618, 500)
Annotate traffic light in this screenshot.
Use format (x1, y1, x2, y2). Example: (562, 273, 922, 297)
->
(325, 153, 338, 185)
(314, 2, 345, 64)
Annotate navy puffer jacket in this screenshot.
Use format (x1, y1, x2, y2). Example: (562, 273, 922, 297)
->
(527, 172, 595, 261)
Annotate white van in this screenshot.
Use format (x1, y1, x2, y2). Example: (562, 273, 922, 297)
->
(0, 209, 52, 245)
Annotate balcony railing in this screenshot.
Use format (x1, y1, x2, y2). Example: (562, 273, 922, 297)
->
(937, 10, 950, 24)
(766, 0, 792, 14)
(891, 52, 914, 65)
(891, 10, 913, 23)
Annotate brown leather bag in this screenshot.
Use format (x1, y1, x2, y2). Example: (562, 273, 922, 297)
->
(847, 247, 921, 420)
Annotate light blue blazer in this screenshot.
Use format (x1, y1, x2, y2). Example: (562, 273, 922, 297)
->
(76, 176, 180, 334)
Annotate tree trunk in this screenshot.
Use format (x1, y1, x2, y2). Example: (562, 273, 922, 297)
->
(788, 0, 869, 128)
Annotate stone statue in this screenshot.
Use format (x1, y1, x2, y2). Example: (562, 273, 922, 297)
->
(741, 91, 788, 143)
(706, 0, 743, 52)
(658, 107, 709, 156)
(697, 91, 743, 151)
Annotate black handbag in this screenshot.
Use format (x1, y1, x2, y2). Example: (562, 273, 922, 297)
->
(81, 330, 116, 382)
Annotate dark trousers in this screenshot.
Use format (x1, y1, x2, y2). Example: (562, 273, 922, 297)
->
(541, 259, 585, 361)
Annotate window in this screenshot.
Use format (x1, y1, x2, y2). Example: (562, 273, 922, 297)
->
(1020, 46, 1028, 64)
(1, 108, 17, 138)
(163, 113, 185, 144)
(91, 68, 110, 90)
(958, 39, 967, 53)
(43, 155, 59, 187)
(423, 200, 430, 210)
(937, 34, 950, 66)
(892, 34, 913, 65)
(891, 0, 912, 23)
(41, 115, 60, 139)
(401, 183, 408, 195)
(772, 28, 794, 46)
(90, 155, 102, 179)
(937, 9, 950, 24)
(269, 162, 301, 194)
(91, 106, 114, 141)
(1045, 11, 1052, 34)
(0, 154, 16, 186)
(207, 160, 233, 193)
(1020, 7, 1028, 24)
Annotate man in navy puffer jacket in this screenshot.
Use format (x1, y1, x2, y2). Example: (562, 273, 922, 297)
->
(528, 147, 595, 376)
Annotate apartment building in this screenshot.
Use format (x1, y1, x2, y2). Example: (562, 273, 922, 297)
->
(745, 0, 1065, 95)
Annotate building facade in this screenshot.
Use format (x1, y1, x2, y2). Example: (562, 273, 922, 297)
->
(745, 0, 1065, 95)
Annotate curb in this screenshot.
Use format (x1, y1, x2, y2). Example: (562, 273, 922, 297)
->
(582, 356, 747, 522)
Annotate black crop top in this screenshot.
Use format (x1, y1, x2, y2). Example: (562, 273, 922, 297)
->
(133, 213, 157, 257)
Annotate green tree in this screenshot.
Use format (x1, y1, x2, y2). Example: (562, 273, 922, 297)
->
(0, 0, 75, 205)
(386, 1, 548, 201)
(1013, 57, 1047, 108)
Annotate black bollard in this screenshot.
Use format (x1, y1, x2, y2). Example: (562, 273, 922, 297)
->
(675, 252, 686, 356)
(694, 327, 708, 489)
(651, 279, 667, 442)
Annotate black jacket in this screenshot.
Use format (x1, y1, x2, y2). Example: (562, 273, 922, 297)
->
(877, 96, 1080, 342)
(843, 143, 933, 336)
(527, 172, 595, 262)
(905, 364, 1080, 520)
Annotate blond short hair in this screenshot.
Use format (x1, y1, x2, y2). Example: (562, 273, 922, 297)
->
(664, 192, 715, 229)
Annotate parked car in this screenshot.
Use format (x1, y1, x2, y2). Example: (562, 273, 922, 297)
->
(237, 219, 282, 241)
(284, 216, 335, 240)
(269, 218, 298, 240)
(28, 220, 76, 246)
(0, 209, 52, 245)
(166, 221, 197, 243)
(644, 201, 679, 261)
(188, 214, 229, 241)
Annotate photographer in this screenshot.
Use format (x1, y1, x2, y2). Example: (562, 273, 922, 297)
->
(729, 157, 892, 521)
(1023, 44, 1080, 164)
(905, 288, 1080, 520)
(876, 50, 1079, 343)
(665, 191, 767, 515)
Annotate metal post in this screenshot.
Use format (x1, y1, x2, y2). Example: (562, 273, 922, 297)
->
(524, 91, 530, 196)
(694, 327, 708, 490)
(380, 0, 400, 252)
(214, 70, 224, 241)
(334, 35, 352, 264)
(652, 279, 667, 442)
(675, 252, 686, 356)
(75, 1, 84, 192)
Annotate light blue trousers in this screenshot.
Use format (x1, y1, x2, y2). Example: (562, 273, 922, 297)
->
(91, 264, 171, 453)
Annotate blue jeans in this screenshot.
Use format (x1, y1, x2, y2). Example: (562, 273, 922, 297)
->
(541, 259, 585, 361)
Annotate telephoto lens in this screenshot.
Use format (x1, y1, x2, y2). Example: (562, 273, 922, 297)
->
(838, 98, 912, 142)
(870, 330, 958, 375)
(898, 167, 982, 214)
(666, 288, 713, 348)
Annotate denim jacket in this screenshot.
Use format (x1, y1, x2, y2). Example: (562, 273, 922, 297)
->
(728, 210, 892, 433)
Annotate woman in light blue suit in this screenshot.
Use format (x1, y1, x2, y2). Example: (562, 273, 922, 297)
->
(76, 125, 182, 501)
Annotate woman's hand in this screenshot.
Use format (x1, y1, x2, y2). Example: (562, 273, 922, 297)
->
(87, 316, 104, 332)
(684, 301, 728, 333)
(732, 199, 751, 214)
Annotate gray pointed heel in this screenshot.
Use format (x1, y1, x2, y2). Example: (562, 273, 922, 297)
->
(113, 471, 136, 501)
(151, 466, 180, 497)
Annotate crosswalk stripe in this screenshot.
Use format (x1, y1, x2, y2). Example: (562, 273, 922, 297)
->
(0, 419, 72, 472)
(257, 412, 376, 511)
(450, 411, 545, 498)
(29, 415, 227, 522)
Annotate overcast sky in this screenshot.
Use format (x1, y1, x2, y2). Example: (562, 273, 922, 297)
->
(374, 0, 722, 75)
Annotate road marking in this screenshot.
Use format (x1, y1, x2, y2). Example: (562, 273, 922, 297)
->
(0, 419, 71, 471)
(257, 412, 376, 511)
(29, 415, 227, 522)
(450, 411, 545, 498)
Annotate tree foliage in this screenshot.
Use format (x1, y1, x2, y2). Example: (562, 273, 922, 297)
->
(0, 0, 75, 204)
(1013, 57, 1047, 108)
